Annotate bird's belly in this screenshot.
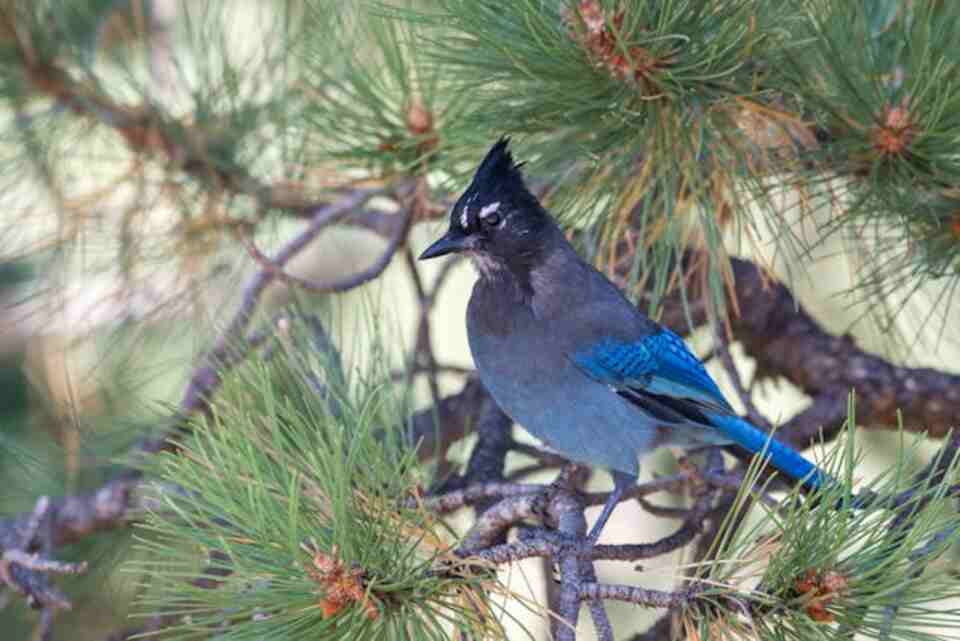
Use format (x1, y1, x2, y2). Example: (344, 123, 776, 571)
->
(470, 332, 657, 476)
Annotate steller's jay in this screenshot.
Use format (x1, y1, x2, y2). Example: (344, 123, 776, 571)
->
(419, 139, 831, 543)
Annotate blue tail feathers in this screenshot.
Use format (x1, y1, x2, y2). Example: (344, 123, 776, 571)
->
(706, 412, 832, 491)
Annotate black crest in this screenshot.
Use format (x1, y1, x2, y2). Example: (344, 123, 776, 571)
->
(461, 138, 541, 212)
(472, 137, 525, 191)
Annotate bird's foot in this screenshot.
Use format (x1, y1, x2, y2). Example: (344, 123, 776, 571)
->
(585, 524, 603, 547)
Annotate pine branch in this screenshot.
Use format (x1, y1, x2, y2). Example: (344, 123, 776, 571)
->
(0, 496, 84, 637)
(139, 186, 388, 457)
(4, 47, 334, 216)
(649, 254, 960, 444)
(240, 186, 416, 295)
(0, 375, 486, 614)
(0, 485, 132, 553)
(578, 582, 692, 608)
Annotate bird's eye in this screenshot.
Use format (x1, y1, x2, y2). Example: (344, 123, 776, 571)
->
(482, 212, 502, 227)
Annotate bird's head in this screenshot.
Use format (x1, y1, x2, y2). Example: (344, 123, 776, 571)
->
(419, 138, 552, 272)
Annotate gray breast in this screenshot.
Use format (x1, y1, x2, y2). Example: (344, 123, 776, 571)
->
(467, 287, 655, 476)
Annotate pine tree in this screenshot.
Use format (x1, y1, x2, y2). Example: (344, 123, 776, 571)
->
(1, 1, 960, 640)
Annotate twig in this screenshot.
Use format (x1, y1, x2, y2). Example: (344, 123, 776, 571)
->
(177, 188, 383, 421)
(403, 245, 465, 408)
(427, 471, 695, 516)
(593, 494, 714, 562)
(459, 494, 544, 553)
(462, 402, 514, 488)
(0, 497, 87, 613)
(405, 377, 489, 463)
(242, 193, 415, 295)
(11, 46, 393, 222)
(2, 551, 87, 577)
(587, 595, 615, 641)
(548, 489, 590, 641)
(430, 253, 466, 298)
(711, 313, 771, 431)
(466, 539, 557, 564)
(635, 496, 693, 519)
(582, 473, 694, 506)
(126, 188, 386, 460)
(455, 399, 515, 632)
(579, 582, 692, 608)
(405, 247, 442, 406)
(33, 607, 55, 641)
(581, 554, 613, 641)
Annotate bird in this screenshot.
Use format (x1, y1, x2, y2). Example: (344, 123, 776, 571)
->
(419, 138, 831, 543)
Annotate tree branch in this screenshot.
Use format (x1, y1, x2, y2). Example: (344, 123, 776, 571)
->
(578, 582, 693, 608)
(651, 255, 960, 442)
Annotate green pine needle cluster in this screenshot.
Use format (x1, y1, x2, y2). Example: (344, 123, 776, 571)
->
(127, 320, 505, 641)
(689, 413, 960, 641)
(387, 0, 796, 314)
(376, 0, 960, 327)
(299, 8, 467, 176)
(774, 0, 960, 330)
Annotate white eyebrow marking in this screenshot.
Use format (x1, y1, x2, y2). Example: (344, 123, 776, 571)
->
(478, 202, 501, 220)
(460, 206, 470, 229)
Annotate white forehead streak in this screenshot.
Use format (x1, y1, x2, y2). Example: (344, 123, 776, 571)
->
(479, 202, 501, 219)
(460, 206, 470, 229)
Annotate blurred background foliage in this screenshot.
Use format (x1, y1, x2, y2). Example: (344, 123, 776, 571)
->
(0, 1, 959, 639)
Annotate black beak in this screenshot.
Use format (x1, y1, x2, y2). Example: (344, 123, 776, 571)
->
(419, 228, 470, 260)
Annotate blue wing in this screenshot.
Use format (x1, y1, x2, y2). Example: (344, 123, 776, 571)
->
(572, 328, 734, 415)
(572, 328, 829, 490)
